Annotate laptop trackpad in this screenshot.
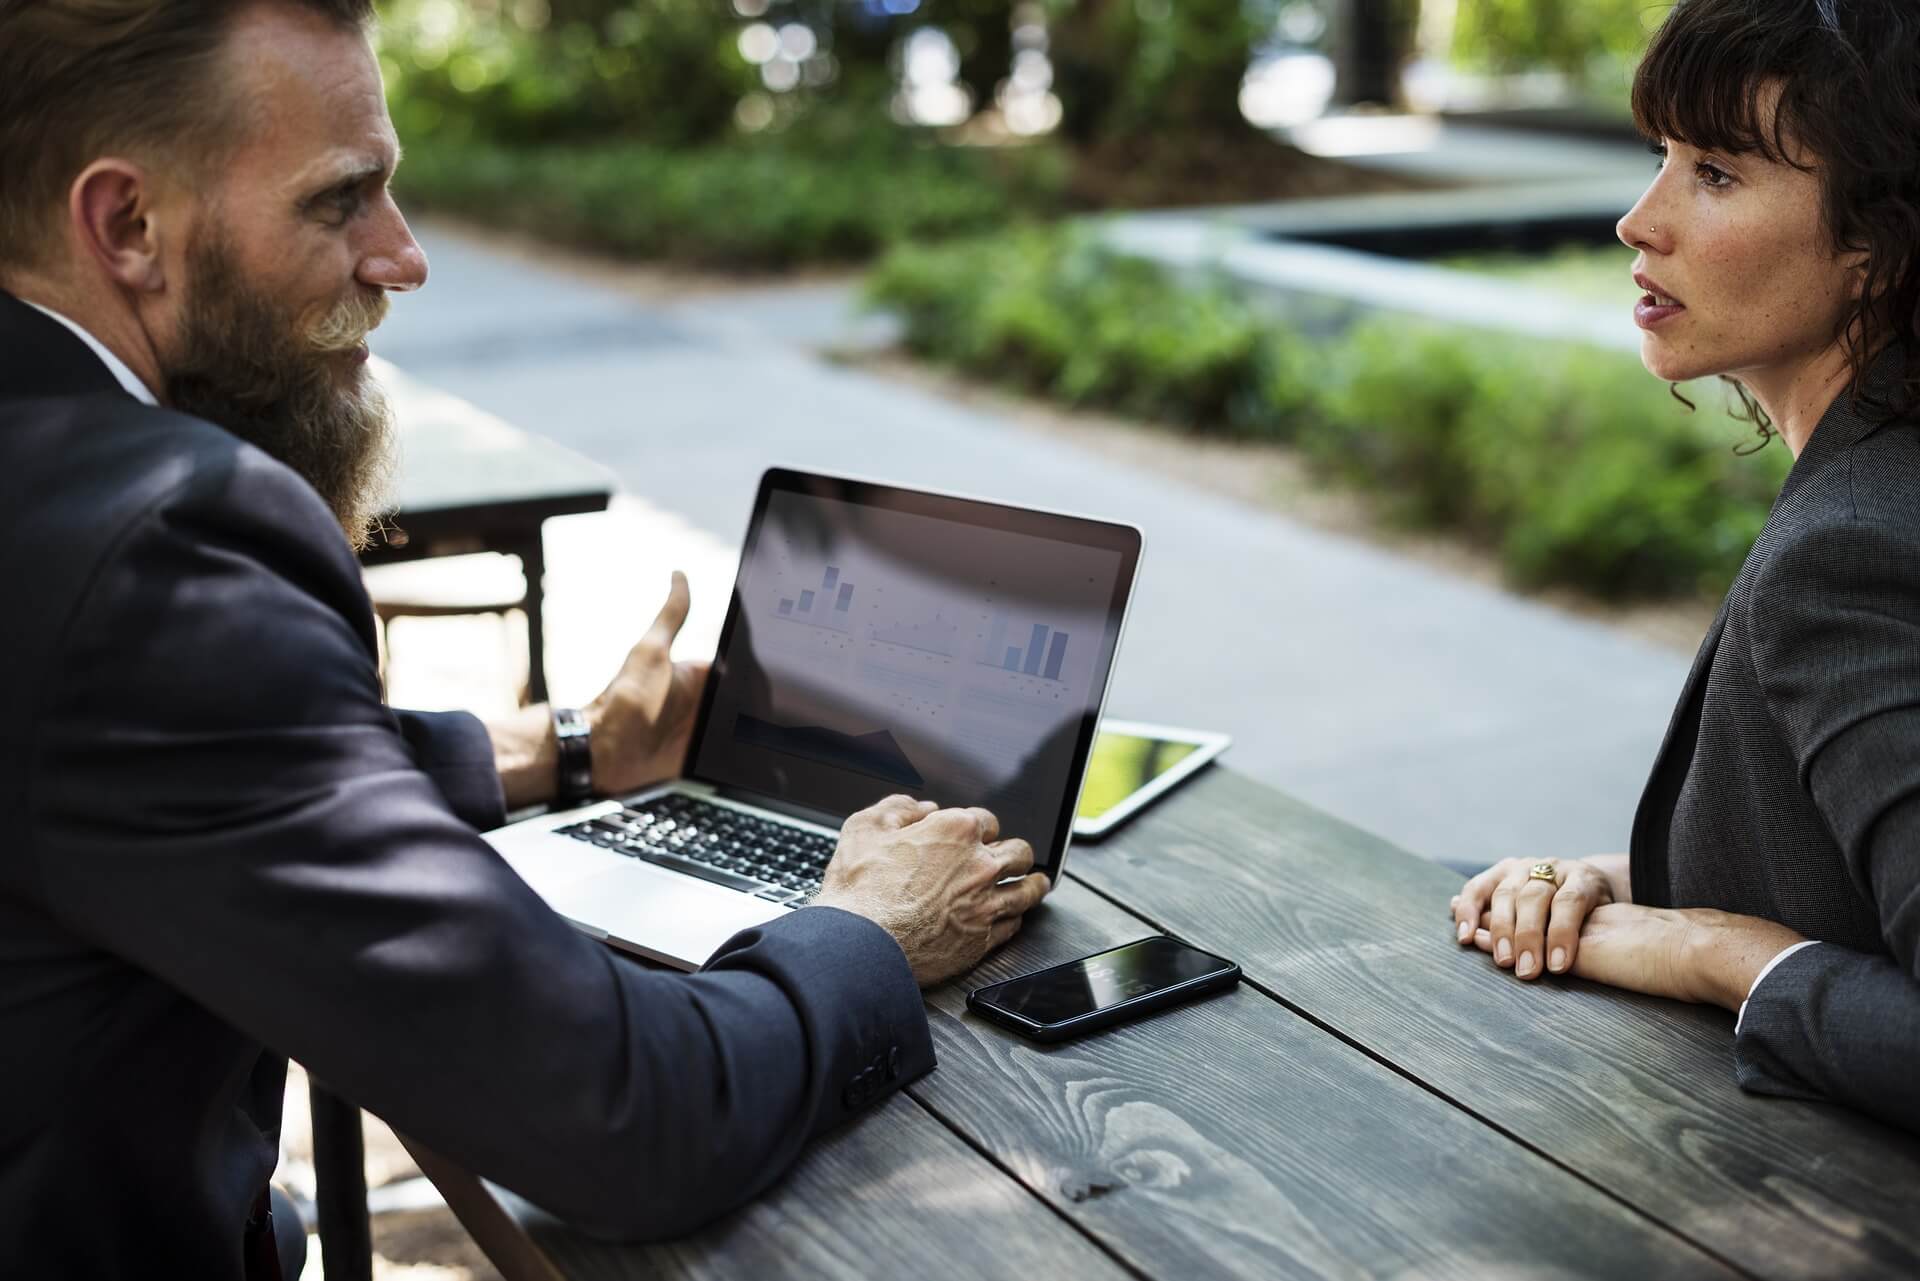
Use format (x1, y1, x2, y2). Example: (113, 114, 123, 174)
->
(546, 862, 789, 969)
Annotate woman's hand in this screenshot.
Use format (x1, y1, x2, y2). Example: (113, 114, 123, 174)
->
(1450, 856, 1622, 981)
(1462, 901, 1808, 1011)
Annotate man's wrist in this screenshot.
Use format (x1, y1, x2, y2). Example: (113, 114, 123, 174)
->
(486, 702, 559, 811)
(585, 692, 642, 797)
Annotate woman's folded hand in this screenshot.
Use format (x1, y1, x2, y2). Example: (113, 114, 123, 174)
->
(1450, 857, 1619, 981)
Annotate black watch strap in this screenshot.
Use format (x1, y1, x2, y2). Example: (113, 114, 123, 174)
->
(553, 706, 594, 806)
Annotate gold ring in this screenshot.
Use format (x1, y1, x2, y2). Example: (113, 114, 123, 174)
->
(1528, 861, 1558, 883)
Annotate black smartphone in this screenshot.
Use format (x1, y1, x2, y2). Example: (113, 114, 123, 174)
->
(966, 935, 1241, 1043)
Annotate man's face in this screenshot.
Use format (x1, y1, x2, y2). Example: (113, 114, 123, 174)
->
(155, 3, 427, 549)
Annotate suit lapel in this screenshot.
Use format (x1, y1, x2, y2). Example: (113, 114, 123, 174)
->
(1627, 597, 1728, 905)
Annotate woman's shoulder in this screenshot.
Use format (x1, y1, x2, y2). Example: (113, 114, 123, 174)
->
(1746, 418, 1920, 571)
(1843, 418, 1920, 526)
(1735, 447, 1920, 645)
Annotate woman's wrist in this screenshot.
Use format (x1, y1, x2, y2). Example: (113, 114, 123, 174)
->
(1678, 911, 1807, 1011)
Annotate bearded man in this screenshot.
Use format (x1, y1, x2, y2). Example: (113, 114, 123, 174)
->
(0, 3, 1050, 1278)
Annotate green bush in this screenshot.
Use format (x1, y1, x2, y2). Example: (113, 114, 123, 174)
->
(394, 134, 1066, 269)
(866, 229, 1295, 430)
(1302, 321, 1485, 528)
(866, 229, 1793, 599)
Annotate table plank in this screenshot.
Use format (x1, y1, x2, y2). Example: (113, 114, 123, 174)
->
(415, 1089, 1131, 1281)
(1071, 768, 1920, 1280)
(909, 877, 1741, 1281)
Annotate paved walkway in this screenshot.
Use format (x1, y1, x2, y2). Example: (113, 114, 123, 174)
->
(373, 222, 1699, 867)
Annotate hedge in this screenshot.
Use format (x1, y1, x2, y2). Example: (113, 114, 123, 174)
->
(865, 228, 1791, 599)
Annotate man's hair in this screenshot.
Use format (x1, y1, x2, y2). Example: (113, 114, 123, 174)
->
(0, 0, 374, 273)
(1633, 0, 1920, 433)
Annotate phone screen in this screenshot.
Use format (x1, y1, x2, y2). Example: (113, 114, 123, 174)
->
(980, 936, 1234, 1027)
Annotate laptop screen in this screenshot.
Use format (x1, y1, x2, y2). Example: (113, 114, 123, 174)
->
(687, 469, 1142, 875)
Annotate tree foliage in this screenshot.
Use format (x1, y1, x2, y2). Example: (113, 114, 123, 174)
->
(1049, 0, 1270, 141)
(1450, 0, 1658, 80)
(379, 0, 752, 146)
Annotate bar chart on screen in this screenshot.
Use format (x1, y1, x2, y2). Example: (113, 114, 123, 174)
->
(774, 563, 857, 635)
(978, 611, 1072, 683)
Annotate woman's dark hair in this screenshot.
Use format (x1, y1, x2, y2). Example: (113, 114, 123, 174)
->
(1633, 0, 1920, 444)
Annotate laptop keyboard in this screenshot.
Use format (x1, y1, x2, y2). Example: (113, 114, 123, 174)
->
(556, 793, 837, 906)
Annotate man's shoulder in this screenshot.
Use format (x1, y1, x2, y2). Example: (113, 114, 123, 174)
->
(1, 390, 351, 577)
(0, 390, 366, 687)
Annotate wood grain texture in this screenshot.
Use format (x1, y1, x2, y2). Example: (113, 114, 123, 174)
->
(912, 878, 1740, 1281)
(1070, 767, 1920, 1280)
(441, 1090, 1130, 1281)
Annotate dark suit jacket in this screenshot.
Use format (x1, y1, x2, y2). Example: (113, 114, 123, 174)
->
(1631, 350, 1920, 1136)
(0, 292, 934, 1278)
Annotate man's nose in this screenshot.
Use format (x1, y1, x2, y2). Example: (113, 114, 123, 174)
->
(359, 201, 429, 294)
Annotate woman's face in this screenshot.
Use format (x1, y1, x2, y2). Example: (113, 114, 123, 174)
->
(1615, 101, 1861, 388)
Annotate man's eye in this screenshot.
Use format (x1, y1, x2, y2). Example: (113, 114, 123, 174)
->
(323, 189, 364, 221)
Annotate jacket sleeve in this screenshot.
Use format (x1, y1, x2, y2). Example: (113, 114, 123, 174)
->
(390, 709, 507, 832)
(1740, 517, 1920, 1136)
(26, 447, 934, 1240)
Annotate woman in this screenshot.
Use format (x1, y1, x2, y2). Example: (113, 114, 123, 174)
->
(1448, 0, 1920, 1136)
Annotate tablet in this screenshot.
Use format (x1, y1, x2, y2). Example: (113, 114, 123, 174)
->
(1072, 720, 1232, 840)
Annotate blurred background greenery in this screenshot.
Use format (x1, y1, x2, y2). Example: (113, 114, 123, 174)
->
(379, 0, 1656, 265)
(376, 0, 1783, 606)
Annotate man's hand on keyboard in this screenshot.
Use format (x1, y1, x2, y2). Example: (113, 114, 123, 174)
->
(811, 794, 1052, 987)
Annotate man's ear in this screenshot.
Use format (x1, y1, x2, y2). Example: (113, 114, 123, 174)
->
(69, 159, 168, 294)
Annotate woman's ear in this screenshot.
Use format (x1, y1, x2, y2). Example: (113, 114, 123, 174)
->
(69, 159, 168, 294)
(1841, 241, 1876, 303)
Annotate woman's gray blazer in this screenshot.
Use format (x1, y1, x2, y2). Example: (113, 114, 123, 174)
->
(1632, 351, 1920, 1136)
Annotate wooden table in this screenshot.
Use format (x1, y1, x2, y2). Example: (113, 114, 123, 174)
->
(358, 359, 615, 704)
(406, 768, 1920, 1280)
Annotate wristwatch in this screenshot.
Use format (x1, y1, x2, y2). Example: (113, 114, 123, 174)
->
(552, 706, 594, 806)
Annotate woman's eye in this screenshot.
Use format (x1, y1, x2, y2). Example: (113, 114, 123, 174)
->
(1649, 141, 1668, 170)
(1694, 162, 1731, 188)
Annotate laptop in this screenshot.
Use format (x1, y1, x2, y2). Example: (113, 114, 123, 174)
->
(486, 467, 1145, 970)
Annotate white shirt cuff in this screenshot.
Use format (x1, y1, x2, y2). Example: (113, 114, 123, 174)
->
(1734, 939, 1821, 1034)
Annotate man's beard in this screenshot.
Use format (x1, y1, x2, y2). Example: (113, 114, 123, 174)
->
(163, 236, 396, 551)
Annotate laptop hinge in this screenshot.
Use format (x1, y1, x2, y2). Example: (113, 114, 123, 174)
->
(680, 779, 846, 833)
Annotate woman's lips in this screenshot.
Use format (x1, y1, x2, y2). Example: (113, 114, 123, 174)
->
(1634, 293, 1686, 330)
(1632, 271, 1684, 330)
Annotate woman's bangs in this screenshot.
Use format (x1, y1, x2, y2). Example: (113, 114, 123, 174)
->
(1631, 10, 1793, 163)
